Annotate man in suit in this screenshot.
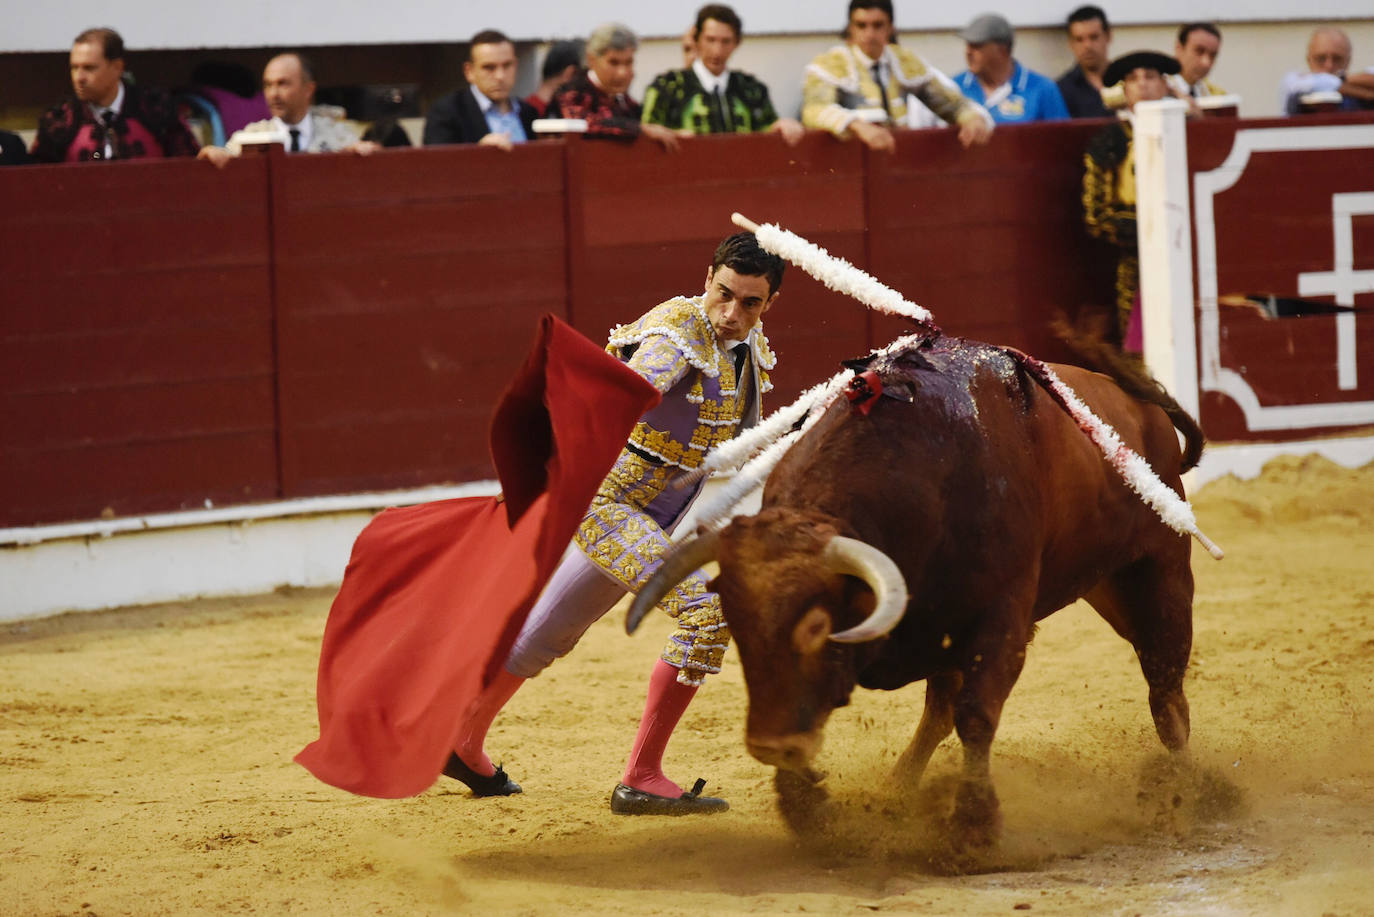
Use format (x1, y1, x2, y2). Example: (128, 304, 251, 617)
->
(197, 53, 373, 166)
(31, 27, 199, 163)
(424, 30, 537, 149)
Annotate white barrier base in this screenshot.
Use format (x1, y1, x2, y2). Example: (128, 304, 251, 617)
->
(0, 484, 500, 623)
(3, 437, 1368, 624)
(1192, 434, 1374, 486)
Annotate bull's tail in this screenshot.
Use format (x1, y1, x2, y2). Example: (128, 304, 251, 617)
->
(1050, 317, 1204, 473)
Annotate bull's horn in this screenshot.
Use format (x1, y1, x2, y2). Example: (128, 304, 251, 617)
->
(625, 530, 721, 634)
(825, 536, 909, 643)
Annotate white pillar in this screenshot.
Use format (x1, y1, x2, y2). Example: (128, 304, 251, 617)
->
(1134, 98, 1199, 420)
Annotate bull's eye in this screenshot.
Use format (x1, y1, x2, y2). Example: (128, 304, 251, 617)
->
(792, 606, 832, 654)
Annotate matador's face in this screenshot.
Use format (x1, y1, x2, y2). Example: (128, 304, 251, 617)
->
(703, 266, 776, 344)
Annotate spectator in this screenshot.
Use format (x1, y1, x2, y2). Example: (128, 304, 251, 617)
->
(198, 54, 375, 167)
(424, 30, 536, 148)
(681, 25, 699, 69)
(1, 130, 30, 165)
(1279, 28, 1361, 114)
(31, 27, 199, 163)
(1172, 22, 1225, 99)
(525, 40, 584, 118)
(641, 4, 804, 145)
(1057, 5, 1113, 119)
(1081, 51, 1178, 350)
(949, 13, 1068, 124)
(548, 24, 681, 151)
(802, 0, 993, 152)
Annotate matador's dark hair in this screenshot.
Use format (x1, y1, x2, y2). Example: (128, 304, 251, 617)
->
(712, 232, 785, 295)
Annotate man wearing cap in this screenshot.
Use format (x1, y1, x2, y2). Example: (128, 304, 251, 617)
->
(801, 0, 992, 152)
(1081, 51, 1178, 348)
(949, 13, 1067, 124)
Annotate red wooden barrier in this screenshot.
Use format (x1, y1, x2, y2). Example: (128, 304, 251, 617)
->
(1, 157, 276, 526)
(2, 128, 1115, 528)
(269, 142, 569, 496)
(1185, 115, 1374, 442)
(867, 119, 1114, 358)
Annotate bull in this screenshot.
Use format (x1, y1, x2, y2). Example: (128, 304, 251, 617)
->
(628, 334, 1202, 850)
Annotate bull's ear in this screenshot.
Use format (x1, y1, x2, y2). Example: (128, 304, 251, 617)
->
(793, 607, 832, 655)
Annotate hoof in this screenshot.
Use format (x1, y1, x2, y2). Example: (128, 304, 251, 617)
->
(949, 779, 1002, 851)
(774, 767, 834, 835)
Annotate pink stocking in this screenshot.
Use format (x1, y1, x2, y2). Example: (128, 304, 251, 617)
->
(454, 667, 526, 776)
(621, 658, 699, 797)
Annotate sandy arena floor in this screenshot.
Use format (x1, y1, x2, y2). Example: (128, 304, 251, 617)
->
(2, 455, 1372, 916)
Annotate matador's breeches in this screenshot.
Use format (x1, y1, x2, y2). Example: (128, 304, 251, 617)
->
(576, 500, 729, 686)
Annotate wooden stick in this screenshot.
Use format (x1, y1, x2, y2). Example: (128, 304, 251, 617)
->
(1194, 529, 1225, 560)
(731, 212, 761, 234)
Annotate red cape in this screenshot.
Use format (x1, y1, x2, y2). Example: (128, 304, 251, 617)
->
(295, 315, 660, 798)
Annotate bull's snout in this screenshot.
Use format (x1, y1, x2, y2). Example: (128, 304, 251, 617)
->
(746, 731, 824, 772)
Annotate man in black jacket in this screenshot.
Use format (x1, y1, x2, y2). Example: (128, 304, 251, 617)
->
(1056, 5, 1113, 118)
(424, 30, 537, 148)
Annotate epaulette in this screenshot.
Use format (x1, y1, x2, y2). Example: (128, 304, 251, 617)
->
(607, 297, 720, 376)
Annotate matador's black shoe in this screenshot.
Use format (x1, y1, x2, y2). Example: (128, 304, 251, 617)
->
(443, 753, 522, 797)
(610, 778, 729, 816)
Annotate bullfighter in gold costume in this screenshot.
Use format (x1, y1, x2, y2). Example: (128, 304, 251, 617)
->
(444, 232, 784, 816)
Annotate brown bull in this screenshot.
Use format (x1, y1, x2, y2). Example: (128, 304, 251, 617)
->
(629, 335, 1202, 848)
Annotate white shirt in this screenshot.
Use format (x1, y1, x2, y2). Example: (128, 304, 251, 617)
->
(692, 59, 730, 96)
(850, 45, 888, 89)
(274, 112, 314, 152)
(88, 81, 126, 159)
(586, 68, 628, 105)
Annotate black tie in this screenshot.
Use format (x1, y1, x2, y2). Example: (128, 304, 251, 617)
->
(871, 62, 891, 118)
(715, 87, 733, 131)
(288, 128, 301, 152)
(100, 110, 119, 159)
(732, 343, 749, 385)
